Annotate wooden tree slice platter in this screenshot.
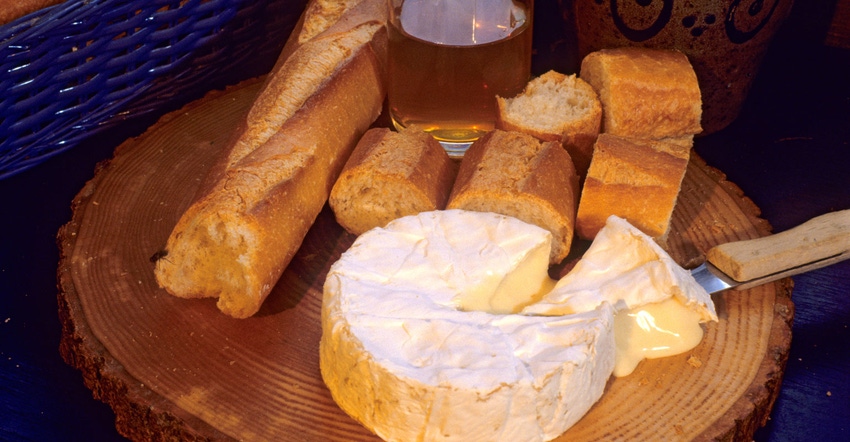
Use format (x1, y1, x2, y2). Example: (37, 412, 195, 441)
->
(57, 78, 793, 441)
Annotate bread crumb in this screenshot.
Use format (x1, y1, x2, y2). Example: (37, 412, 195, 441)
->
(687, 355, 703, 368)
(709, 221, 724, 234)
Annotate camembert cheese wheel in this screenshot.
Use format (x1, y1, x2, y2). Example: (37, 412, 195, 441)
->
(320, 211, 717, 441)
(525, 215, 718, 377)
(320, 210, 616, 441)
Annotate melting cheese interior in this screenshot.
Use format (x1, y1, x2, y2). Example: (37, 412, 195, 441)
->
(524, 214, 717, 378)
(613, 298, 706, 377)
(453, 216, 708, 376)
(454, 234, 556, 314)
(321, 211, 717, 441)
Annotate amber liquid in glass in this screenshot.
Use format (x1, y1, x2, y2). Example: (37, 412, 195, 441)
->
(387, 4, 532, 156)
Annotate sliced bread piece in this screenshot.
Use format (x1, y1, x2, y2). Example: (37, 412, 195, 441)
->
(329, 126, 457, 235)
(580, 47, 702, 140)
(447, 130, 579, 264)
(496, 70, 601, 177)
(575, 133, 691, 243)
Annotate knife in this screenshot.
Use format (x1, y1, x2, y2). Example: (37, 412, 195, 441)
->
(690, 209, 850, 294)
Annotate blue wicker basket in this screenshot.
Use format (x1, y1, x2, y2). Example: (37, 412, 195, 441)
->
(0, 0, 308, 179)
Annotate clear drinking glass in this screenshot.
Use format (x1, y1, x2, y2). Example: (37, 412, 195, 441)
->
(386, 0, 534, 157)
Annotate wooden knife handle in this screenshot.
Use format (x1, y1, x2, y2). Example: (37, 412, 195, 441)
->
(706, 209, 850, 282)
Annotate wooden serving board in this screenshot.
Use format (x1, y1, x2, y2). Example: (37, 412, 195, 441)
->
(57, 78, 793, 441)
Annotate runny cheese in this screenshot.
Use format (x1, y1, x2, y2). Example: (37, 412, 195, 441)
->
(448, 214, 556, 314)
(613, 298, 706, 377)
(455, 242, 556, 314)
(321, 210, 614, 442)
(321, 211, 716, 441)
(524, 215, 717, 377)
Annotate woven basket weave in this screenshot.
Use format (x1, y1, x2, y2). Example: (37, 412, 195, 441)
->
(0, 0, 307, 179)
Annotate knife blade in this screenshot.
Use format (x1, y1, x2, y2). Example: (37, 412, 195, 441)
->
(690, 209, 850, 294)
(692, 251, 850, 294)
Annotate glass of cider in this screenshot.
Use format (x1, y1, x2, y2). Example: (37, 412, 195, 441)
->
(387, 0, 534, 158)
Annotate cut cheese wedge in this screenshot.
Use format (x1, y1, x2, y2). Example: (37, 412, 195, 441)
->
(523, 215, 717, 377)
(525, 215, 717, 320)
(321, 210, 615, 441)
(320, 211, 717, 441)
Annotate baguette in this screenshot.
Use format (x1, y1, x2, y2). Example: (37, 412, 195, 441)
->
(297, 0, 369, 44)
(575, 133, 690, 242)
(579, 47, 702, 140)
(447, 130, 579, 264)
(154, 0, 387, 318)
(495, 70, 602, 177)
(198, 0, 385, 191)
(329, 126, 457, 235)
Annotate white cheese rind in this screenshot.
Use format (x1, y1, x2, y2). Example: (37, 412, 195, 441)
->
(524, 215, 717, 322)
(320, 210, 616, 441)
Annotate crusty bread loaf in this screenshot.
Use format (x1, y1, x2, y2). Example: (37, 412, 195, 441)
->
(496, 70, 602, 177)
(272, 0, 373, 66)
(447, 130, 579, 264)
(579, 47, 702, 140)
(659, 134, 696, 149)
(329, 126, 457, 235)
(198, 0, 385, 191)
(154, 0, 387, 318)
(575, 133, 690, 242)
(297, 0, 367, 43)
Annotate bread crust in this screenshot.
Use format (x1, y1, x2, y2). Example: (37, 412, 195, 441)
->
(155, 1, 387, 318)
(580, 47, 702, 140)
(0, 0, 64, 25)
(496, 71, 602, 177)
(575, 133, 690, 241)
(329, 127, 457, 235)
(447, 130, 579, 264)
(197, 0, 387, 197)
